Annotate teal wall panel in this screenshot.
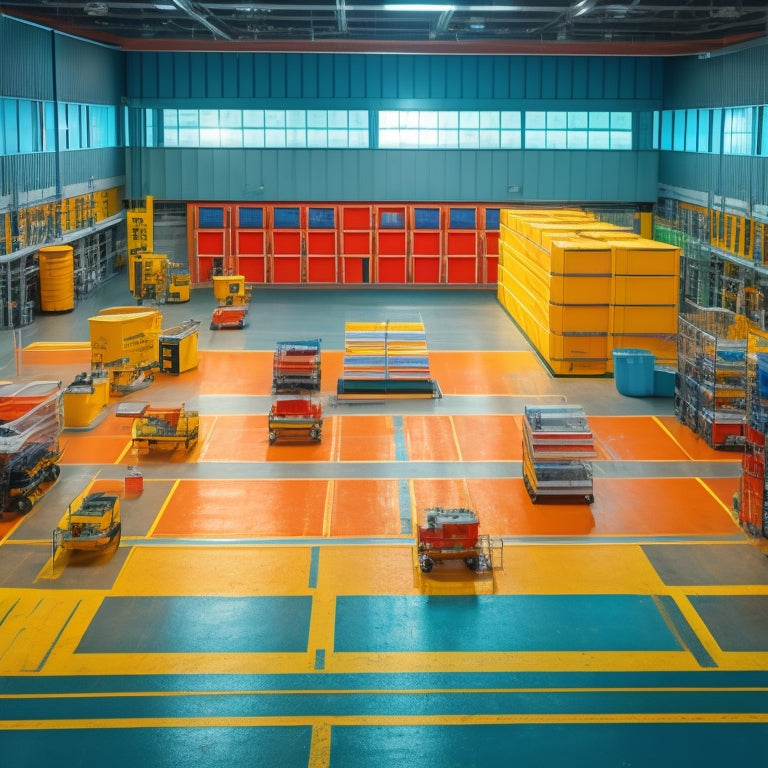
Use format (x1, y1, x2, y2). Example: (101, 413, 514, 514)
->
(222, 55, 239, 99)
(525, 60, 542, 99)
(662, 47, 768, 108)
(0, 17, 54, 100)
(125, 51, 664, 104)
(286, 54, 303, 98)
(541, 58, 557, 99)
(130, 147, 658, 203)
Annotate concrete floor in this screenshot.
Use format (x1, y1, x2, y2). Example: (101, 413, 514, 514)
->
(1, 278, 767, 767)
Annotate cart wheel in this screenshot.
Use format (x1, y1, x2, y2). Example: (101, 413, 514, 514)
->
(268, 430, 278, 444)
(419, 556, 434, 573)
(464, 556, 478, 571)
(585, 494, 594, 504)
(210, 323, 218, 330)
(44, 464, 61, 482)
(310, 428, 319, 440)
(523, 475, 537, 503)
(15, 496, 33, 515)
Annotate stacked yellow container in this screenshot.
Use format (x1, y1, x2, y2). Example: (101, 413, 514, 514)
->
(497, 209, 681, 376)
(607, 239, 680, 369)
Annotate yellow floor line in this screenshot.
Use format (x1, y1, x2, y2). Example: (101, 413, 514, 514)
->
(449, 414, 463, 462)
(651, 415, 696, 461)
(195, 415, 217, 462)
(308, 722, 331, 768)
(322, 480, 334, 538)
(145, 479, 180, 538)
(696, 476, 736, 515)
(6, 712, 768, 731)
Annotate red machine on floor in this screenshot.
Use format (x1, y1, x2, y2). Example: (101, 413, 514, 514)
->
(210, 305, 247, 330)
(416, 507, 492, 574)
(268, 397, 323, 444)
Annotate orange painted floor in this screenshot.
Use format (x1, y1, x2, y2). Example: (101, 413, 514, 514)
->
(12, 346, 738, 544)
(3, 288, 767, 767)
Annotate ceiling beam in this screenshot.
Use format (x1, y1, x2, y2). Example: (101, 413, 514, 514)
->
(171, 0, 233, 40)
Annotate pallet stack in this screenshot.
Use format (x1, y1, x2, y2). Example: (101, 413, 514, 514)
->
(497, 208, 680, 376)
(337, 321, 437, 398)
(521, 404, 596, 504)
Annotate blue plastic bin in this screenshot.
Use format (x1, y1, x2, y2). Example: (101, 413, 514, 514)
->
(653, 365, 676, 397)
(612, 348, 656, 397)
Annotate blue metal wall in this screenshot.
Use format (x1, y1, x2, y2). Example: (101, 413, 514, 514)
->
(125, 51, 662, 202)
(129, 147, 659, 203)
(659, 45, 768, 213)
(126, 52, 662, 104)
(0, 16, 55, 100)
(0, 16, 125, 205)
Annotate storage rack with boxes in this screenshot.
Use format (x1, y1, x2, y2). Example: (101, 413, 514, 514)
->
(676, 303, 749, 450)
(740, 329, 768, 536)
(521, 404, 596, 504)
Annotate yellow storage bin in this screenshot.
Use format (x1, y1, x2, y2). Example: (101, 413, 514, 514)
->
(89, 309, 161, 368)
(38, 245, 75, 313)
(610, 241, 681, 275)
(62, 375, 110, 428)
(498, 283, 609, 375)
(612, 274, 680, 306)
(549, 303, 610, 334)
(610, 305, 679, 335)
(537, 222, 629, 250)
(548, 238, 613, 275)
(550, 274, 613, 305)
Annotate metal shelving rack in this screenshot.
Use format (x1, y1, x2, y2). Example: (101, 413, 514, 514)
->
(676, 303, 748, 450)
(522, 404, 596, 504)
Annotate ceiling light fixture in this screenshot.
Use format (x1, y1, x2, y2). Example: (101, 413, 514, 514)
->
(570, 0, 596, 18)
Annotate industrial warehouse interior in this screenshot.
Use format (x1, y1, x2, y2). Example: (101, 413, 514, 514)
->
(2, 2, 768, 766)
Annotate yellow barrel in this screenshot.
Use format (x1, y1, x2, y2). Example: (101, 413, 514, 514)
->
(38, 245, 75, 312)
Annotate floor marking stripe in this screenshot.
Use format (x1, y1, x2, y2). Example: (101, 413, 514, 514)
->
(696, 476, 736, 515)
(113, 439, 134, 466)
(322, 480, 334, 538)
(393, 415, 408, 461)
(146, 479, 180, 539)
(195, 414, 217, 462)
(652, 594, 717, 669)
(651, 416, 696, 462)
(5, 713, 768, 730)
(449, 415, 463, 462)
(26, 600, 81, 673)
(398, 479, 412, 535)
(309, 722, 331, 768)
(308, 547, 320, 590)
